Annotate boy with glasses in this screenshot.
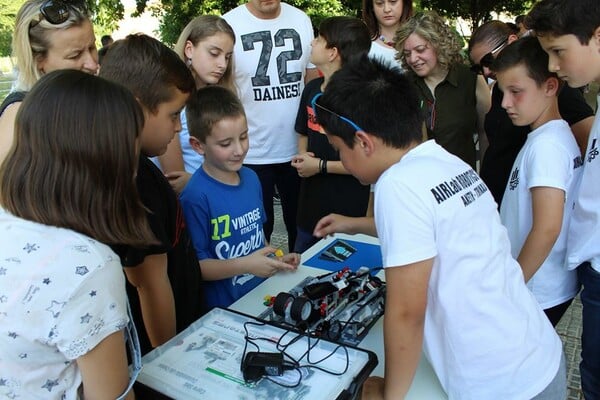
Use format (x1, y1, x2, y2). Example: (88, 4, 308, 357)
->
(527, 1, 600, 397)
(316, 56, 565, 399)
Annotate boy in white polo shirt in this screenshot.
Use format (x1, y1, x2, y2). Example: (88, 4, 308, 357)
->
(494, 36, 583, 326)
(527, 1, 600, 397)
(314, 57, 565, 399)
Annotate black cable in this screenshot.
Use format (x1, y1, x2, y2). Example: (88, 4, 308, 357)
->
(241, 321, 351, 389)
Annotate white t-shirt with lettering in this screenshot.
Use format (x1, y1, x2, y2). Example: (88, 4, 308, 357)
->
(374, 140, 562, 399)
(567, 95, 600, 272)
(500, 119, 582, 308)
(224, 3, 315, 164)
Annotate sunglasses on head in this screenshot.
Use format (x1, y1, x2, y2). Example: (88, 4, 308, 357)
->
(38, 0, 87, 25)
(311, 93, 364, 133)
(470, 38, 508, 75)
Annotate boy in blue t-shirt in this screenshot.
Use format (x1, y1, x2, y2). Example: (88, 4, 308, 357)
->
(180, 86, 300, 309)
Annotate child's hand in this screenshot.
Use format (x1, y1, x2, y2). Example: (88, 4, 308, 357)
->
(361, 376, 384, 400)
(313, 213, 355, 237)
(291, 152, 319, 178)
(164, 170, 191, 194)
(281, 252, 300, 268)
(245, 247, 299, 278)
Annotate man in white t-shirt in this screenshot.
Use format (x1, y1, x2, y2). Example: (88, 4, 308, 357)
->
(223, 0, 318, 251)
(528, 1, 600, 398)
(314, 57, 565, 399)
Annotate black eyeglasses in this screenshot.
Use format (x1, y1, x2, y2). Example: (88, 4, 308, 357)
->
(311, 93, 364, 133)
(470, 38, 508, 75)
(37, 0, 87, 25)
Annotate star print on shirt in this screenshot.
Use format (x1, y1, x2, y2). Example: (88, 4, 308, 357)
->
(43, 278, 51, 284)
(0, 295, 7, 303)
(23, 243, 40, 253)
(8, 332, 17, 338)
(72, 245, 90, 253)
(80, 313, 92, 323)
(0, 267, 6, 275)
(48, 326, 58, 339)
(75, 266, 89, 275)
(0, 378, 7, 385)
(41, 378, 59, 392)
(19, 353, 27, 359)
(89, 290, 97, 297)
(46, 300, 66, 318)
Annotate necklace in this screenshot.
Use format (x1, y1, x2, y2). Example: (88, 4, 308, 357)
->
(378, 35, 394, 47)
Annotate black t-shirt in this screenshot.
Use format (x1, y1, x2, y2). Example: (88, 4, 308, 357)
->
(0, 91, 26, 116)
(111, 156, 206, 354)
(482, 84, 593, 207)
(294, 78, 370, 232)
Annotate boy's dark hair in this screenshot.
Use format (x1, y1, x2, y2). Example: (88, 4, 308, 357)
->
(515, 15, 526, 26)
(492, 36, 559, 86)
(316, 56, 423, 149)
(186, 86, 245, 142)
(100, 34, 113, 47)
(0, 70, 155, 246)
(526, 0, 600, 45)
(99, 34, 195, 113)
(318, 16, 371, 65)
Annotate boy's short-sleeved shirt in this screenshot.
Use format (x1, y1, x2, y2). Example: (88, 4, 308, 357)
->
(180, 166, 267, 308)
(0, 209, 128, 399)
(111, 156, 206, 355)
(482, 84, 593, 206)
(500, 119, 582, 308)
(374, 140, 562, 399)
(568, 94, 600, 272)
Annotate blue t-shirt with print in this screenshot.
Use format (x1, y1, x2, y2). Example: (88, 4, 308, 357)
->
(180, 166, 266, 308)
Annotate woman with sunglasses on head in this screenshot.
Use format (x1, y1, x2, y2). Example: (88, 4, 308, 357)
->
(395, 11, 490, 170)
(362, 0, 412, 67)
(0, 69, 152, 399)
(0, 0, 97, 164)
(468, 20, 594, 207)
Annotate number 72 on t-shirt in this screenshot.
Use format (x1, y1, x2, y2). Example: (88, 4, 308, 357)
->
(241, 29, 304, 87)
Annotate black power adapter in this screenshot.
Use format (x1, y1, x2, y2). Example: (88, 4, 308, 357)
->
(241, 352, 285, 382)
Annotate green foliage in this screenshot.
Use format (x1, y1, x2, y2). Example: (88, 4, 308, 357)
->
(93, 0, 125, 33)
(420, 0, 533, 29)
(135, 0, 358, 46)
(288, 0, 354, 28)
(0, 0, 24, 57)
(150, 0, 240, 46)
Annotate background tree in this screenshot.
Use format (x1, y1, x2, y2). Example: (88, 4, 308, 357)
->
(141, 0, 360, 45)
(0, 0, 24, 57)
(420, 0, 532, 30)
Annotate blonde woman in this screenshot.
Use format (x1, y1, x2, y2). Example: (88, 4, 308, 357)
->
(0, 0, 98, 163)
(395, 11, 490, 170)
(156, 15, 236, 193)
